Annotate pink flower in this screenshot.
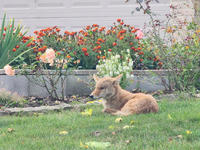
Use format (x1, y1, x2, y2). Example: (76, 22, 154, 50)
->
(136, 29, 144, 39)
(45, 48, 55, 60)
(4, 64, 15, 76)
(40, 48, 56, 66)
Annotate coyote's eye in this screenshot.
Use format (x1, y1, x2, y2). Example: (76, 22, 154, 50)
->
(100, 87, 104, 90)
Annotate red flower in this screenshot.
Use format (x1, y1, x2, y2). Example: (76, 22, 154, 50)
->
(57, 52, 61, 55)
(34, 31, 38, 34)
(137, 47, 142, 51)
(15, 45, 20, 48)
(120, 22, 124, 25)
(130, 43, 133, 45)
(42, 46, 47, 50)
(108, 49, 112, 52)
(36, 57, 40, 61)
(140, 59, 143, 62)
(82, 47, 87, 52)
(138, 52, 144, 55)
(92, 24, 98, 27)
(158, 62, 163, 66)
(73, 51, 77, 55)
(12, 48, 16, 52)
(97, 46, 101, 49)
(84, 52, 89, 56)
(117, 19, 121, 22)
(97, 56, 100, 59)
(38, 48, 43, 52)
(113, 42, 117, 46)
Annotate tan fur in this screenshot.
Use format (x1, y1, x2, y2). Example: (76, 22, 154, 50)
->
(90, 74, 159, 116)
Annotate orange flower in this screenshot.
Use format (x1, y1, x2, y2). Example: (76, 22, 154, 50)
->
(73, 51, 77, 55)
(113, 42, 117, 46)
(140, 59, 143, 62)
(108, 49, 112, 52)
(82, 47, 87, 52)
(119, 36, 124, 40)
(57, 52, 61, 55)
(158, 62, 163, 66)
(15, 45, 20, 48)
(66, 55, 71, 59)
(167, 27, 173, 33)
(130, 43, 133, 45)
(56, 28, 61, 32)
(97, 56, 100, 59)
(12, 48, 16, 52)
(102, 56, 106, 59)
(52, 26, 57, 29)
(36, 57, 40, 61)
(117, 19, 121, 22)
(96, 41, 101, 45)
(86, 26, 90, 30)
(97, 46, 101, 49)
(92, 24, 98, 27)
(42, 46, 47, 50)
(137, 47, 142, 51)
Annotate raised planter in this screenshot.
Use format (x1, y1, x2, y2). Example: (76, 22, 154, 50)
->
(0, 69, 169, 97)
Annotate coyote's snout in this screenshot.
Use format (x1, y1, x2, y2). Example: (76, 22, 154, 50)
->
(90, 74, 159, 116)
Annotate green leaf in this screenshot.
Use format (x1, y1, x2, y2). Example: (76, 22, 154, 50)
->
(86, 141, 111, 148)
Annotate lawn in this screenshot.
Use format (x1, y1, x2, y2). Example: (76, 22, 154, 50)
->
(1, 98, 200, 150)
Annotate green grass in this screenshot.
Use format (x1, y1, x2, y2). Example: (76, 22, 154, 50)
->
(1, 98, 200, 149)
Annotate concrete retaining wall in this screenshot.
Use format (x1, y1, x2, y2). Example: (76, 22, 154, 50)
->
(0, 69, 168, 97)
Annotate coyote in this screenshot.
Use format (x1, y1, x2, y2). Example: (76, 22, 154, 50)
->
(90, 74, 159, 116)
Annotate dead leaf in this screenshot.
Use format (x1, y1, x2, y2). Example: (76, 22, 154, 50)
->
(1, 133, 6, 136)
(123, 125, 134, 129)
(112, 132, 116, 135)
(115, 118, 122, 122)
(177, 135, 183, 138)
(125, 140, 131, 143)
(169, 137, 173, 142)
(71, 95, 77, 99)
(59, 131, 68, 135)
(91, 131, 100, 137)
(7, 128, 14, 132)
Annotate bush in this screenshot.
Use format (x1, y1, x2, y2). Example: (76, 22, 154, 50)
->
(0, 88, 26, 107)
(12, 19, 161, 70)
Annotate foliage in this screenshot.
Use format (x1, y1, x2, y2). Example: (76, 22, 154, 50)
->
(20, 48, 76, 101)
(0, 88, 26, 107)
(0, 12, 33, 69)
(96, 49, 134, 89)
(12, 20, 161, 70)
(131, 0, 200, 91)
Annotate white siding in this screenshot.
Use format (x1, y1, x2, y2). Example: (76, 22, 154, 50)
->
(0, 0, 170, 35)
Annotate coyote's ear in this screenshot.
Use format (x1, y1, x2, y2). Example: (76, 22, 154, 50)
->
(113, 74, 123, 84)
(93, 75, 100, 82)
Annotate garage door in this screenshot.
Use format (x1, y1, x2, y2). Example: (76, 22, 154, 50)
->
(0, 0, 170, 35)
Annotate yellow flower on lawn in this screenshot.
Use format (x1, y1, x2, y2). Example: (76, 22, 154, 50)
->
(186, 46, 189, 49)
(115, 118, 122, 122)
(81, 108, 92, 116)
(186, 130, 192, 134)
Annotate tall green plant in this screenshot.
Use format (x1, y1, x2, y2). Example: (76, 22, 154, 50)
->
(0, 12, 33, 69)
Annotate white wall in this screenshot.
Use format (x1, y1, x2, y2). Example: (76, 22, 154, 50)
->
(0, 0, 170, 35)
